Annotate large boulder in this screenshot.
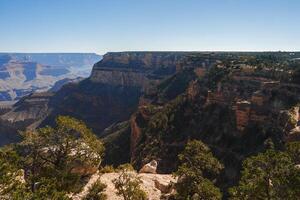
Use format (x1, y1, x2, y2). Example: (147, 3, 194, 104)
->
(139, 160, 158, 174)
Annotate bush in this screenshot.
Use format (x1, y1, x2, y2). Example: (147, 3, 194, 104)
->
(116, 163, 135, 172)
(113, 169, 147, 200)
(83, 179, 107, 200)
(174, 140, 223, 200)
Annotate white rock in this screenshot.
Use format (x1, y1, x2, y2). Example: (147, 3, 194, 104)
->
(139, 160, 158, 174)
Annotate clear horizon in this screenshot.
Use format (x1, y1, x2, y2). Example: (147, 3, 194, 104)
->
(1, 50, 300, 56)
(1, 0, 299, 54)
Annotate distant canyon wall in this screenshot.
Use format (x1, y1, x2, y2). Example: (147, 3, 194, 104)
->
(0, 53, 102, 103)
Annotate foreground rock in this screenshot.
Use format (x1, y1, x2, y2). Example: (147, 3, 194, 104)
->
(139, 160, 158, 174)
(72, 172, 176, 200)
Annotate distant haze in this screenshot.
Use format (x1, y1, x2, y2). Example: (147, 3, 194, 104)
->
(0, 53, 102, 103)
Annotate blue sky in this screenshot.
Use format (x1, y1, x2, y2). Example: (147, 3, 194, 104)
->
(0, 0, 299, 54)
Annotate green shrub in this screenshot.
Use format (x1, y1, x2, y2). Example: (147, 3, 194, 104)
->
(113, 169, 147, 200)
(83, 180, 107, 200)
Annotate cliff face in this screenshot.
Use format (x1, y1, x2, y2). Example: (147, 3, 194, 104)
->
(89, 52, 192, 90)
(91, 52, 186, 71)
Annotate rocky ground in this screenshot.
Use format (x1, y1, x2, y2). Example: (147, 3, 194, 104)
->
(72, 172, 176, 200)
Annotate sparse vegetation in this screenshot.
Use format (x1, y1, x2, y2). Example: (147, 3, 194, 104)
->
(83, 179, 107, 200)
(113, 169, 147, 200)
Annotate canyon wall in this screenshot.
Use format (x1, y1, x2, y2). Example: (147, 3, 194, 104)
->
(0, 52, 198, 143)
(89, 52, 192, 90)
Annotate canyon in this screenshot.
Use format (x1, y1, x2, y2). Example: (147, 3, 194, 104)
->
(2, 51, 300, 146)
(1, 51, 300, 195)
(0, 52, 210, 137)
(0, 53, 101, 103)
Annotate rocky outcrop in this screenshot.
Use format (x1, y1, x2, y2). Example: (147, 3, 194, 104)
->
(235, 101, 251, 131)
(71, 172, 176, 200)
(89, 52, 191, 91)
(139, 160, 158, 174)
